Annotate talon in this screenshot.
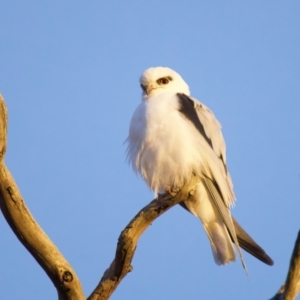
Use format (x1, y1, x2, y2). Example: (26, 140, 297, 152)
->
(165, 186, 180, 196)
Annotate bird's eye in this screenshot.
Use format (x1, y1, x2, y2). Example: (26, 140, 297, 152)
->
(157, 77, 170, 85)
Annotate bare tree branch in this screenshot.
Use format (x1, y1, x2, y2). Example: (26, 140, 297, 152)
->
(87, 178, 199, 300)
(270, 231, 300, 300)
(0, 95, 85, 300)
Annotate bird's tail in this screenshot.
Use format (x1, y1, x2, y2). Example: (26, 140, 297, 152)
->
(232, 217, 274, 266)
(182, 182, 237, 266)
(180, 191, 274, 267)
(202, 178, 248, 272)
(202, 218, 236, 265)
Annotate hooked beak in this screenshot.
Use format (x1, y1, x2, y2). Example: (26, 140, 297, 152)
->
(146, 84, 155, 95)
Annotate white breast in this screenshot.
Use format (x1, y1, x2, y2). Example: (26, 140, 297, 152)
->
(126, 92, 213, 193)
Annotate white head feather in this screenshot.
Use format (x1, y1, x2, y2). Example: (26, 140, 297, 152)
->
(139, 67, 190, 99)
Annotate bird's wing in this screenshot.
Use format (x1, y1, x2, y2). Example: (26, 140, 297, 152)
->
(177, 93, 234, 206)
(177, 93, 247, 272)
(191, 96, 227, 166)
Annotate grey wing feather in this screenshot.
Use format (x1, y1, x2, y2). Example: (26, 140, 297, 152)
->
(186, 96, 247, 271)
(191, 97, 227, 164)
(190, 96, 235, 205)
(202, 177, 248, 273)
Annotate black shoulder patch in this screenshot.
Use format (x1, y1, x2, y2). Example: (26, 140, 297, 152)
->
(177, 93, 213, 149)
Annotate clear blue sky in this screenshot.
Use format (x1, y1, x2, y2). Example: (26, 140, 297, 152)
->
(1, 1, 300, 299)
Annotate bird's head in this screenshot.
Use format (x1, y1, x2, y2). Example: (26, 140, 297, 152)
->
(139, 67, 190, 99)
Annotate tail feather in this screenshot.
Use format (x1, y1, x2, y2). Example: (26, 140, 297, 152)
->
(202, 177, 248, 273)
(203, 221, 236, 265)
(232, 217, 274, 266)
(180, 201, 274, 267)
(182, 182, 237, 266)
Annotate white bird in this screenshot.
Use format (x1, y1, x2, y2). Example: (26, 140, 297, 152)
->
(126, 66, 273, 270)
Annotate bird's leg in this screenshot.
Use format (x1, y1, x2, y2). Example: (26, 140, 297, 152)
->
(155, 186, 181, 206)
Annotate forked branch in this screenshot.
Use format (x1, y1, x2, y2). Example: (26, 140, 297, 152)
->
(87, 179, 198, 300)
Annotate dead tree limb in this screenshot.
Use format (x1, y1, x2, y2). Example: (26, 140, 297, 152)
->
(270, 231, 300, 300)
(0, 94, 85, 300)
(87, 178, 199, 300)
